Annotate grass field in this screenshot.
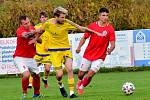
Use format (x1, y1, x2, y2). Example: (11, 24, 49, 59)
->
(0, 71, 150, 100)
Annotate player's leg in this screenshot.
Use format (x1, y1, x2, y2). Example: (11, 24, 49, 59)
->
(56, 69, 68, 97)
(22, 71, 30, 100)
(52, 51, 68, 97)
(21, 71, 30, 100)
(41, 55, 52, 88)
(65, 58, 77, 98)
(31, 73, 41, 98)
(42, 63, 51, 88)
(28, 58, 41, 98)
(14, 57, 30, 100)
(76, 70, 85, 94)
(76, 58, 91, 95)
(82, 70, 95, 87)
(82, 59, 103, 87)
(64, 51, 77, 98)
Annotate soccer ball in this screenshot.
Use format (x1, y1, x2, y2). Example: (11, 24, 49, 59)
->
(122, 82, 135, 95)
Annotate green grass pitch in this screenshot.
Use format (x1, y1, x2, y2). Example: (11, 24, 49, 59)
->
(0, 71, 150, 100)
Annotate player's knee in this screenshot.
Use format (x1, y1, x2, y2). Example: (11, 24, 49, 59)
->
(31, 73, 39, 78)
(67, 67, 73, 73)
(78, 75, 84, 80)
(56, 70, 63, 80)
(23, 71, 30, 79)
(87, 76, 93, 81)
(87, 70, 95, 78)
(45, 67, 50, 71)
(78, 71, 85, 80)
(56, 75, 62, 81)
(34, 74, 40, 79)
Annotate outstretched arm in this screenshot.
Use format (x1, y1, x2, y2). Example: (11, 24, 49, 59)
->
(65, 19, 106, 36)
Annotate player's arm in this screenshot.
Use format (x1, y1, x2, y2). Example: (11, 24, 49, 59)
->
(22, 29, 44, 39)
(76, 37, 86, 53)
(65, 19, 105, 36)
(106, 41, 115, 55)
(106, 26, 116, 55)
(28, 31, 44, 45)
(28, 23, 46, 44)
(65, 19, 88, 32)
(22, 31, 36, 38)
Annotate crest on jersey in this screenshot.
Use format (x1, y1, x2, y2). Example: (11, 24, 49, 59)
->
(102, 30, 107, 36)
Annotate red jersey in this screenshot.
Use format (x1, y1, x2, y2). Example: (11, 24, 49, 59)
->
(13, 25, 36, 58)
(83, 22, 115, 61)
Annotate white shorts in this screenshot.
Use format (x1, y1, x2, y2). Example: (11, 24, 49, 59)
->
(79, 58, 104, 72)
(14, 57, 39, 74)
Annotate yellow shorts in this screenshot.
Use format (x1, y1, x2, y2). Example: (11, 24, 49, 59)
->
(50, 50, 72, 70)
(34, 54, 51, 64)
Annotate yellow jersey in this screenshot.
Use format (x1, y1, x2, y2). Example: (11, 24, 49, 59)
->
(42, 18, 76, 49)
(35, 23, 50, 54)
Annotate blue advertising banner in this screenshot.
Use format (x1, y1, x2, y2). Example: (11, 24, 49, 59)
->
(133, 29, 150, 66)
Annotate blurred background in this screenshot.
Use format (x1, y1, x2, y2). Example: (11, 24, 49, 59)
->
(0, 0, 150, 37)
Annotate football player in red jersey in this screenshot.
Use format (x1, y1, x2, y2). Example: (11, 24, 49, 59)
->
(76, 7, 116, 95)
(13, 15, 44, 100)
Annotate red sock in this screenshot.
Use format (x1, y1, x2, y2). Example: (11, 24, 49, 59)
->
(22, 77, 29, 94)
(82, 77, 92, 87)
(33, 74, 40, 94)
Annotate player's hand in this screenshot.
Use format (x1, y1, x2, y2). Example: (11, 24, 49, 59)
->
(28, 38, 36, 45)
(96, 31, 107, 37)
(35, 29, 45, 34)
(106, 48, 111, 55)
(83, 27, 107, 37)
(30, 30, 36, 34)
(44, 48, 48, 52)
(76, 48, 81, 53)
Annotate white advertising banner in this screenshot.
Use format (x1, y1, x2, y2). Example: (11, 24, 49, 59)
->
(104, 30, 133, 67)
(0, 37, 20, 74)
(71, 33, 89, 69)
(0, 30, 135, 74)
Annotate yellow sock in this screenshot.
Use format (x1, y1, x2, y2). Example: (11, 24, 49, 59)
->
(29, 75, 33, 85)
(68, 78, 74, 91)
(43, 71, 50, 80)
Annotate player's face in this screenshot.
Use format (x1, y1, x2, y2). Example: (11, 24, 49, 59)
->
(99, 12, 109, 23)
(40, 15, 47, 23)
(56, 13, 66, 24)
(21, 18, 30, 29)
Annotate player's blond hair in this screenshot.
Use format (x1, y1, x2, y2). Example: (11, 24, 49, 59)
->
(53, 6, 68, 16)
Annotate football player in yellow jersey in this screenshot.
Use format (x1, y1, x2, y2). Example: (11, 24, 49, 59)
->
(39, 6, 92, 98)
(28, 11, 51, 89)
(40, 6, 103, 98)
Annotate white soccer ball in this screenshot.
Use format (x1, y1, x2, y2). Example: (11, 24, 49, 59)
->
(122, 82, 135, 95)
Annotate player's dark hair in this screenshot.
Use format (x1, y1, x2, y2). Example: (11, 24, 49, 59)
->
(99, 7, 109, 13)
(40, 11, 48, 18)
(19, 15, 27, 24)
